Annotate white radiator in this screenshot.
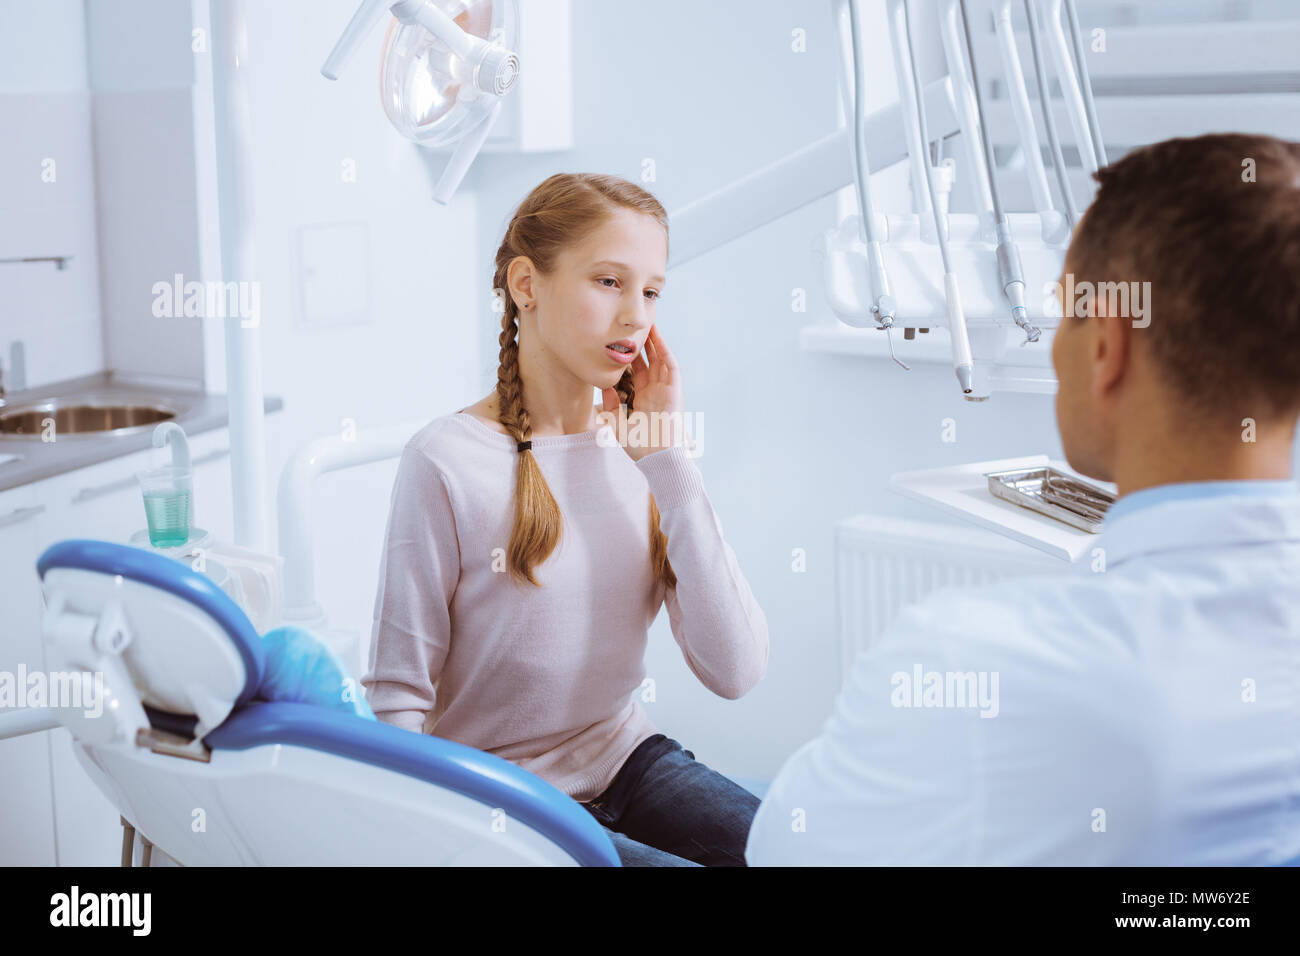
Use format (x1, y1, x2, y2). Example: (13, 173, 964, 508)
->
(834, 514, 1062, 688)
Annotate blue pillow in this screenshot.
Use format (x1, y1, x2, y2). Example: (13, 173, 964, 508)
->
(256, 625, 375, 720)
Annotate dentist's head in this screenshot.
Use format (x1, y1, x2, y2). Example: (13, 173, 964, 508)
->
(1051, 133, 1300, 495)
(489, 173, 674, 589)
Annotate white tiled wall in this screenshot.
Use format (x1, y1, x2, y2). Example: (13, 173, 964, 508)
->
(1, 0, 206, 393)
(0, 89, 105, 390)
(92, 87, 205, 382)
(0, 1, 98, 390)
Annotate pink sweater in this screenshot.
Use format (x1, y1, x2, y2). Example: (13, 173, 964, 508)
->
(362, 410, 769, 802)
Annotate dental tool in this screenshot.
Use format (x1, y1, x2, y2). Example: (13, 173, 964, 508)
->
(1024, 0, 1079, 226)
(937, 0, 995, 221)
(887, 1, 939, 239)
(846, 0, 909, 370)
(993, 0, 1065, 243)
(670, 0, 1111, 399)
(1041, 0, 1099, 176)
(957, 0, 1040, 345)
(1064, 0, 1107, 168)
(893, 0, 974, 395)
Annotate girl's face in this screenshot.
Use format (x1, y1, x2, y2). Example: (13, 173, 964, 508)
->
(524, 208, 667, 390)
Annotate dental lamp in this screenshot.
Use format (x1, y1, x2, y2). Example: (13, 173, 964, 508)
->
(321, 0, 522, 204)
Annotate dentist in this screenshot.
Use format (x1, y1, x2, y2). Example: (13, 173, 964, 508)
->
(747, 132, 1300, 866)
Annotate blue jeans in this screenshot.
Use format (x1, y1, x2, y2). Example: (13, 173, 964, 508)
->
(579, 734, 759, 866)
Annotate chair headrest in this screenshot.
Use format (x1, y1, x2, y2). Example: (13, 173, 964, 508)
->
(37, 539, 267, 730)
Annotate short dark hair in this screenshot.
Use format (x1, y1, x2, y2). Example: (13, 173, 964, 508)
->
(1066, 132, 1300, 419)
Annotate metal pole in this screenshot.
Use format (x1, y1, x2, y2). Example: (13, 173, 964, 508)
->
(210, 0, 270, 550)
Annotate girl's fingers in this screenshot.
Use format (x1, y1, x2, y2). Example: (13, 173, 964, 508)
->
(650, 326, 668, 373)
(644, 326, 660, 373)
(650, 324, 677, 371)
(636, 333, 654, 378)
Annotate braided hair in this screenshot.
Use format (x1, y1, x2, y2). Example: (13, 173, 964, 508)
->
(490, 172, 676, 591)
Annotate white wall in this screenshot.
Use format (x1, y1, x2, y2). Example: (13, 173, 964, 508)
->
(0, 0, 103, 390)
(87, 0, 207, 385)
(0, 0, 212, 391)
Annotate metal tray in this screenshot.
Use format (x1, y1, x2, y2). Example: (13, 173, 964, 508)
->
(986, 466, 1116, 533)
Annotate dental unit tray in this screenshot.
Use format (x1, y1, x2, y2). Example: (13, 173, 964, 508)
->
(888, 455, 1119, 563)
(985, 466, 1115, 533)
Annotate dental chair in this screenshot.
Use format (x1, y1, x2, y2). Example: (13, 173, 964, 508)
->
(36, 539, 620, 866)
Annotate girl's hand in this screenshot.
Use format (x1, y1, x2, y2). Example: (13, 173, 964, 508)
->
(600, 324, 684, 462)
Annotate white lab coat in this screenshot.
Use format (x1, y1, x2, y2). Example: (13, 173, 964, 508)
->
(746, 488, 1300, 865)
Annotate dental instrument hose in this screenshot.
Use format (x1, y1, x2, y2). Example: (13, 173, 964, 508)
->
(847, 0, 908, 370)
(1025, 0, 1079, 226)
(958, 0, 1040, 345)
(1063, 0, 1106, 168)
(899, 0, 973, 394)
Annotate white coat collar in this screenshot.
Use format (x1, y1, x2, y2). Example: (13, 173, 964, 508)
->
(1088, 492, 1300, 570)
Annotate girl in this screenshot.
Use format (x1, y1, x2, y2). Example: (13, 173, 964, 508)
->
(363, 172, 769, 866)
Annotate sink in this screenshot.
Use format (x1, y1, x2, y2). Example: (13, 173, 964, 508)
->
(0, 397, 180, 440)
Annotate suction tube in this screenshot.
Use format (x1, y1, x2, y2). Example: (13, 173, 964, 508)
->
(891, 0, 974, 395)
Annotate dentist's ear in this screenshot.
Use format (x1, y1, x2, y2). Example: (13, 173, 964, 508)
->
(1090, 296, 1132, 408)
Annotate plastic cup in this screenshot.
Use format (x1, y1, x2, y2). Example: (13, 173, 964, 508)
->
(137, 466, 193, 548)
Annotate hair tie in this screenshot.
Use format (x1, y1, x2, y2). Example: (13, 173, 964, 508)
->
(517, 440, 531, 453)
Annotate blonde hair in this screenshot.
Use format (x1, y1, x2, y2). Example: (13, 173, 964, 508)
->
(491, 172, 677, 591)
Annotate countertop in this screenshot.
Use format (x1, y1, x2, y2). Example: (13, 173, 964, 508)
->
(0, 371, 283, 493)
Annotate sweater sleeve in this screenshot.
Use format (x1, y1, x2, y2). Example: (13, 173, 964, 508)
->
(362, 443, 460, 734)
(635, 444, 769, 699)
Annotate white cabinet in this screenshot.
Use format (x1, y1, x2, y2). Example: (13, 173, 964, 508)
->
(0, 482, 56, 866)
(32, 445, 160, 867)
(38, 446, 156, 547)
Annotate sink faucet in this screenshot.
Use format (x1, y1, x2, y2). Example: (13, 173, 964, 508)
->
(0, 255, 72, 270)
(1, 341, 26, 400)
